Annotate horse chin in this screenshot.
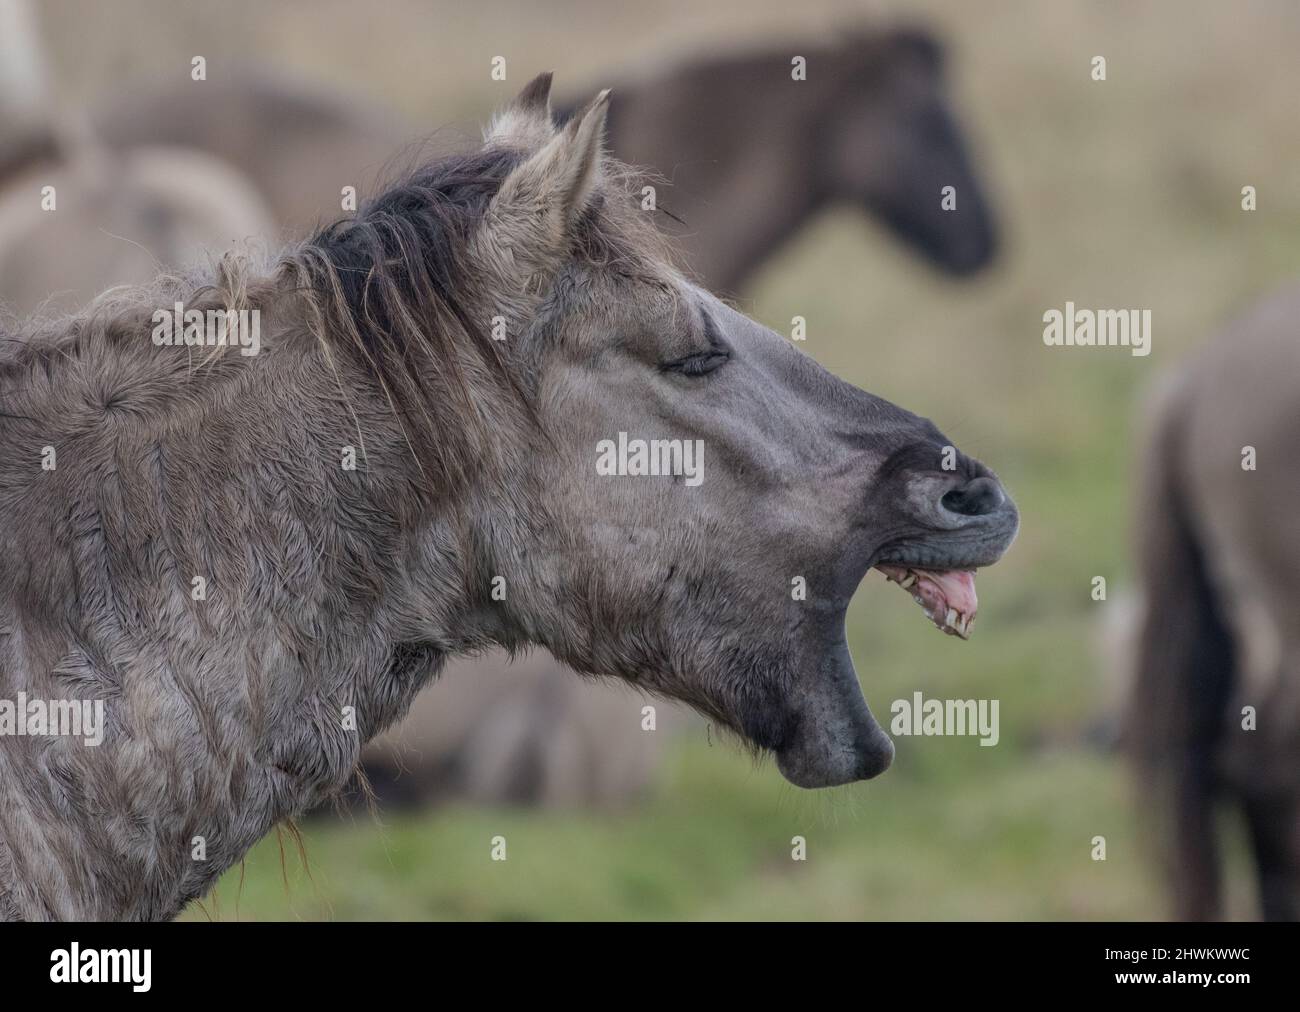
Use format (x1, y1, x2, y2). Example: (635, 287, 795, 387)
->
(774, 636, 894, 789)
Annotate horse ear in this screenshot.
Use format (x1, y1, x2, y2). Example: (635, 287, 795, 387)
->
(501, 88, 607, 223)
(484, 71, 556, 148)
(474, 89, 609, 295)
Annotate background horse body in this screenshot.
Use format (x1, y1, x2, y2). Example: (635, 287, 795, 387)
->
(1130, 285, 1300, 921)
(0, 143, 274, 316)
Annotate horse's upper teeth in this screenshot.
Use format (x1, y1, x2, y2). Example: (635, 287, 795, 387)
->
(882, 567, 978, 640)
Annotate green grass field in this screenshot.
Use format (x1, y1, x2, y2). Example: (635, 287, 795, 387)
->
(43, 0, 1297, 920)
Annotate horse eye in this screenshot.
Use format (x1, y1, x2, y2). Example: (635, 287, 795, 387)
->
(661, 349, 730, 377)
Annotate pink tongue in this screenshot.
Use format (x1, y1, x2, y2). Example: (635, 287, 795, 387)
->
(919, 569, 978, 615)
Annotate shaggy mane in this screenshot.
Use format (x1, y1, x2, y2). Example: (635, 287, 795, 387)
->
(1, 135, 678, 491)
(290, 147, 525, 451)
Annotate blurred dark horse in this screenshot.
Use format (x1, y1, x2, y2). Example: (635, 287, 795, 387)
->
(1129, 286, 1300, 921)
(562, 27, 997, 292)
(96, 26, 997, 295)
(87, 24, 1001, 810)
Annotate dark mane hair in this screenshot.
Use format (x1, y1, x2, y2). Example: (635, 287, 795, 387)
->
(282, 146, 528, 484)
(311, 149, 518, 375)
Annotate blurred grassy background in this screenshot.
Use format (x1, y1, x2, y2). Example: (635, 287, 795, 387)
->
(37, 0, 1300, 918)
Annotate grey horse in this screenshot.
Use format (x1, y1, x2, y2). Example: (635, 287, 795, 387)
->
(88, 25, 1001, 811)
(0, 77, 1017, 919)
(1129, 285, 1300, 921)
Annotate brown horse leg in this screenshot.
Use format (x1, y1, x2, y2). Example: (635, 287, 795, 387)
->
(1129, 381, 1235, 922)
(1242, 795, 1299, 921)
(1170, 758, 1223, 920)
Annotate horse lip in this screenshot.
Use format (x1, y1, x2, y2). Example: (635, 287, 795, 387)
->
(873, 520, 1019, 573)
(773, 636, 894, 789)
(873, 545, 1000, 572)
(776, 728, 894, 788)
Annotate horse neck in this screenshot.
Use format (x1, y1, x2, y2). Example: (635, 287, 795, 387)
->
(0, 302, 517, 919)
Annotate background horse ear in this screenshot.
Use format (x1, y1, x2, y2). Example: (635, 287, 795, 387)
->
(472, 88, 609, 303)
(484, 70, 557, 149)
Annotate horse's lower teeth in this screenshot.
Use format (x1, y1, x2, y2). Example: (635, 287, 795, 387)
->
(880, 565, 978, 640)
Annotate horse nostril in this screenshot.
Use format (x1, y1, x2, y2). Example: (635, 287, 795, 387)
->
(941, 476, 1005, 517)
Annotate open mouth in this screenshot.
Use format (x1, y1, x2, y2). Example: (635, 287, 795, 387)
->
(874, 565, 978, 639)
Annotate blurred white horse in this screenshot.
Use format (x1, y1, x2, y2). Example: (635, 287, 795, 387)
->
(0, 2, 272, 317)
